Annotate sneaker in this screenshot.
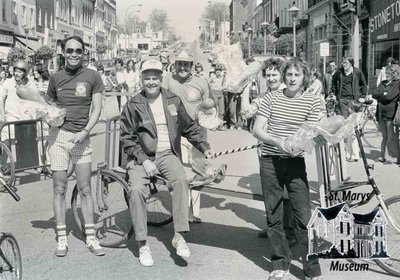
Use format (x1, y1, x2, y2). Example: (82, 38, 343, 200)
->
(86, 237, 105, 256)
(55, 238, 68, 257)
(268, 270, 289, 280)
(172, 236, 190, 258)
(139, 246, 154, 267)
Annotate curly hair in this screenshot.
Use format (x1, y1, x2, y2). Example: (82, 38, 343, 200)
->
(387, 64, 400, 81)
(34, 63, 50, 81)
(281, 58, 311, 90)
(264, 57, 285, 72)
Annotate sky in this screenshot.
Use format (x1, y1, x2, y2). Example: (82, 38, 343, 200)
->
(116, 0, 231, 41)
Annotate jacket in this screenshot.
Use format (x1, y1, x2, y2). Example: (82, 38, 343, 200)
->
(120, 88, 210, 164)
(330, 67, 368, 102)
(372, 80, 400, 121)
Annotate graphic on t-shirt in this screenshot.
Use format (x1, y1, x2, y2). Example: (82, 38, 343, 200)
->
(75, 82, 88, 96)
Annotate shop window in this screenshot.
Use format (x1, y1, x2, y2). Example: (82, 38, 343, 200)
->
(373, 41, 400, 71)
(2, 1, 6, 22)
(38, 7, 42, 26)
(12, 1, 17, 24)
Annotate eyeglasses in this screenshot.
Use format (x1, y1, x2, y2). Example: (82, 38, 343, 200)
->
(65, 48, 83, 55)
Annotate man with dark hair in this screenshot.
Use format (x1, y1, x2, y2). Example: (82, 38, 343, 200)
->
(323, 60, 337, 97)
(331, 55, 368, 162)
(46, 35, 105, 257)
(120, 59, 213, 266)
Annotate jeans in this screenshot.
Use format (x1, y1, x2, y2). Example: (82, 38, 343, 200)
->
(212, 92, 225, 120)
(259, 155, 321, 277)
(378, 119, 400, 160)
(126, 150, 189, 241)
(225, 92, 242, 128)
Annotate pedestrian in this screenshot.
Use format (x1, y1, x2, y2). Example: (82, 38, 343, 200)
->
(162, 51, 226, 223)
(194, 62, 206, 79)
(372, 63, 400, 164)
(330, 56, 368, 162)
(208, 63, 226, 130)
(114, 58, 128, 110)
(45, 35, 105, 257)
(377, 57, 399, 87)
(323, 60, 337, 97)
(124, 58, 140, 94)
(253, 58, 324, 280)
(120, 59, 214, 266)
(86, 58, 97, 71)
(33, 63, 50, 97)
(308, 67, 326, 118)
(0, 67, 6, 86)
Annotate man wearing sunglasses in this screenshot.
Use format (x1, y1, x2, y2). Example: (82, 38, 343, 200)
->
(45, 35, 105, 257)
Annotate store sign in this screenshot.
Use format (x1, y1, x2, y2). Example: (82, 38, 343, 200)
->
(370, 0, 400, 42)
(320, 42, 329, 57)
(0, 35, 13, 44)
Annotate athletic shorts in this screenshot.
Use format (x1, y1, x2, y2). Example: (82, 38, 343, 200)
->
(48, 127, 92, 171)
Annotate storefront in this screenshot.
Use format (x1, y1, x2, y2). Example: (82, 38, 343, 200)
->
(370, 0, 400, 72)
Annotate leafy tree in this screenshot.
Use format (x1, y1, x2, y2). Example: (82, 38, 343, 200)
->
(7, 48, 26, 63)
(97, 44, 107, 60)
(201, 2, 229, 24)
(274, 32, 306, 56)
(148, 9, 168, 32)
(36, 46, 55, 60)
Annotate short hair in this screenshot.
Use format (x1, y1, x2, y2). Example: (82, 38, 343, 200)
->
(194, 63, 203, 71)
(328, 60, 336, 65)
(91, 58, 96, 63)
(34, 63, 50, 80)
(61, 36, 85, 51)
(115, 58, 124, 66)
(96, 63, 104, 71)
(387, 64, 400, 81)
(282, 58, 311, 90)
(342, 56, 354, 66)
(264, 57, 285, 72)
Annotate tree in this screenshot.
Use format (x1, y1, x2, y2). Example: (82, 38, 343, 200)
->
(97, 44, 107, 60)
(200, 2, 229, 45)
(36, 46, 55, 69)
(7, 48, 26, 63)
(274, 32, 306, 56)
(148, 9, 168, 32)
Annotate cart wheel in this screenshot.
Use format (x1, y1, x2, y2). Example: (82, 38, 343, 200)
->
(374, 195, 400, 277)
(0, 232, 22, 279)
(0, 141, 16, 191)
(71, 170, 133, 248)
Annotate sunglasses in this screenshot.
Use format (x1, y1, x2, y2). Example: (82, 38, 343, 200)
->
(65, 48, 83, 55)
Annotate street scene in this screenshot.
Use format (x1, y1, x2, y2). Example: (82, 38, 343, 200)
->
(0, 0, 400, 280)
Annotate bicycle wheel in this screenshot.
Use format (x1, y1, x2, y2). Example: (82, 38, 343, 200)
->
(146, 182, 173, 226)
(0, 233, 22, 280)
(71, 170, 133, 247)
(360, 116, 379, 148)
(0, 141, 16, 191)
(375, 195, 400, 277)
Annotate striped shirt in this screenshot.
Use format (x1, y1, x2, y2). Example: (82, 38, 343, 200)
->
(258, 89, 321, 156)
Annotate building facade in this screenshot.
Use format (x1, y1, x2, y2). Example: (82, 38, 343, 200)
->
(0, 0, 14, 62)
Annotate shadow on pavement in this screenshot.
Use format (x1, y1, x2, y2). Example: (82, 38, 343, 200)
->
(237, 173, 261, 194)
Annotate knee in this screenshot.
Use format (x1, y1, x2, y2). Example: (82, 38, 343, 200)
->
(128, 185, 146, 202)
(53, 184, 67, 198)
(77, 183, 91, 197)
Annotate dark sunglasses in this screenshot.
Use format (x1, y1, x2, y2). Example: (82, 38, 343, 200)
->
(65, 48, 83, 55)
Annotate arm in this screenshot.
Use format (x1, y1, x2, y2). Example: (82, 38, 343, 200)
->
(252, 115, 283, 148)
(179, 100, 210, 154)
(0, 95, 6, 121)
(372, 83, 384, 100)
(120, 103, 150, 164)
(358, 70, 368, 97)
(378, 82, 400, 104)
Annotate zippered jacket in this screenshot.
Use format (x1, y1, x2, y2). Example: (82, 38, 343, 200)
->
(120, 87, 210, 164)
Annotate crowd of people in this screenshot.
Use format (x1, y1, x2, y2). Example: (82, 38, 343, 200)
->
(1, 33, 400, 280)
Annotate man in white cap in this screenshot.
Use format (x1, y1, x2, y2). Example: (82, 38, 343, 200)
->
(120, 59, 213, 266)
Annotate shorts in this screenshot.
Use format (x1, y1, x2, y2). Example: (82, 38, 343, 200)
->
(48, 127, 92, 171)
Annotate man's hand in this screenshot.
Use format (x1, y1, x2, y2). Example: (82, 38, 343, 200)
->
(72, 129, 89, 144)
(203, 150, 215, 159)
(277, 138, 303, 157)
(142, 159, 159, 177)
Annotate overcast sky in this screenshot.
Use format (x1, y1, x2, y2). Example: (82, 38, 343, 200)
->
(116, 0, 231, 41)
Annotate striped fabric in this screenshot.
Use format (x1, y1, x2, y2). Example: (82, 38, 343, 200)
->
(258, 89, 321, 156)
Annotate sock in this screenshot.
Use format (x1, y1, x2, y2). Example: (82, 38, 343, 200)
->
(56, 225, 67, 242)
(85, 224, 95, 241)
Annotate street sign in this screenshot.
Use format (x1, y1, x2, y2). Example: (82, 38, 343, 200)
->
(320, 42, 329, 57)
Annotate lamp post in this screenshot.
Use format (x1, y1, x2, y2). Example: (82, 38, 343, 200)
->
(260, 22, 270, 55)
(246, 27, 253, 58)
(288, 5, 301, 58)
(22, 25, 30, 56)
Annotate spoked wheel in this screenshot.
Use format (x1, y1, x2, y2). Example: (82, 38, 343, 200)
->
(360, 116, 379, 148)
(0, 142, 16, 192)
(0, 233, 22, 279)
(375, 195, 400, 277)
(145, 182, 173, 226)
(71, 170, 133, 247)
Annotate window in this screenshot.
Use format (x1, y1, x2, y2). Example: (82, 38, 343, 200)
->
(381, 226, 383, 237)
(2, 1, 6, 22)
(50, 13, 53, 29)
(30, 8, 34, 28)
(376, 241, 379, 253)
(375, 225, 379, 236)
(340, 222, 343, 234)
(347, 223, 350, 235)
(38, 7, 42, 26)
(12, 1, 17, 24)
(22, 5, 26, 25)
(44, 10, 47, 28)
(340, 240, 344, 253)
(56, 0, 60, 18)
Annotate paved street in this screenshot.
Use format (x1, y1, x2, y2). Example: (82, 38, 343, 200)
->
(1, 122, 399, 280)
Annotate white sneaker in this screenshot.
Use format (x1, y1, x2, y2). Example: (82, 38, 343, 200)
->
(55, 238, 68, 257)
(86, 237, 105, 256)
(139, 246, 154, 267)
(172, 236, 190, 258)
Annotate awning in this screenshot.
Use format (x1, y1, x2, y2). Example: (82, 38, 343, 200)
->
(15, 37, 42, 52)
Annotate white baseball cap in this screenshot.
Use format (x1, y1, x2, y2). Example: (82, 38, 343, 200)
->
(141, 59, 163, 74)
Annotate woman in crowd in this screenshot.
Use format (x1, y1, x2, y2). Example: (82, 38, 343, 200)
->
(253, 58, 323, 280)
(194, 63, 205, 79)
(124, 59, 140, 94)
(372, 63, 400, 164)
(0, 67, 6, 86)
(308, 67, 326, 118)
(114, 58, 127, 110)
(33, 63, 50, 96)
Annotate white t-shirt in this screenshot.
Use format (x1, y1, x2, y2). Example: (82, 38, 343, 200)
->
(148, 95, 171, 153)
